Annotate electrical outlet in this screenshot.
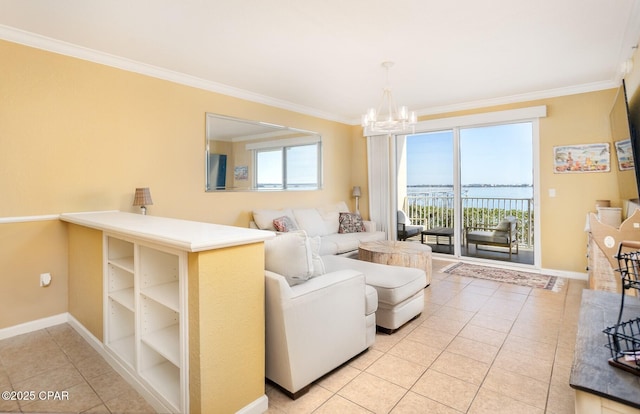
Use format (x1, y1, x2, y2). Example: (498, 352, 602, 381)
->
(634, 222, 640, 229)
(40, 273, 52, 287)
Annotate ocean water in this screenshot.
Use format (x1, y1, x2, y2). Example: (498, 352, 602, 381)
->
(407, 185, 533, 199)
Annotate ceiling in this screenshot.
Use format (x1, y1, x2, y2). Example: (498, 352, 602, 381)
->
(1, 0, 640, 124)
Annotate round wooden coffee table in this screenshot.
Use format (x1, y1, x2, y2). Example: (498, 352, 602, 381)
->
(358, 240, 432, 285)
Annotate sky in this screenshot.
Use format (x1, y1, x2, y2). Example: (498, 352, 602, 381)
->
(405, 122, 533, 186)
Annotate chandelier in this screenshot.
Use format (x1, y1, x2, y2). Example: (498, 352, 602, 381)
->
(361, 61, 417, 134)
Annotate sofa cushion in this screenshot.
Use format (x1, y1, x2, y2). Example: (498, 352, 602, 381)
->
(321, 255, 427, 306)
(320, 231, 386, 255)
(308, 235, 326, 276)
(319, 202, 350, 233)
(495, 218, 511, 231)
(273, 215, 298, 232)
(338, 212, 366, 233)
(254, 208, 297, 231)
(467, 230, 509, 244)
(292, 208, 330, 237)
(264, 231, 314, 286)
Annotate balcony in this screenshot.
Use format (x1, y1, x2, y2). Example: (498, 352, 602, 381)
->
(403, 192, 534, 263)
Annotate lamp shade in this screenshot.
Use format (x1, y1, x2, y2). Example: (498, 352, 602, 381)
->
(133, 187, 153, 206)
(352, 186, 361, 197)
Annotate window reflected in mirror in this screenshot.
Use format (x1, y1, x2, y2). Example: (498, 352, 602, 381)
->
(205, 113, 322, 191)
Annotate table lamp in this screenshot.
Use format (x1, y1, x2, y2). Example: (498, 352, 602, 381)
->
(133, 187, 153, 215)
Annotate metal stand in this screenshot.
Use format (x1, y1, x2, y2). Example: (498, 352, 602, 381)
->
(603, 241, 640, 375)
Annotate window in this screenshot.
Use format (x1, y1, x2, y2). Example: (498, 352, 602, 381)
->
(255, 143, 321, 189)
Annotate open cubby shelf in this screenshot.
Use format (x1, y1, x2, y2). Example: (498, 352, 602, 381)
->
(105, 235, 184, 413)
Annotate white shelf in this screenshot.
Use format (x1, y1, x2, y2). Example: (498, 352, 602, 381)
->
(108, 335, 135, 368)
(142, 361, 180, 411)
(109, 288, 134, 311)
(109, 256, 134, 273)
(103, 234, 185, 413)
(141, 324, 180, 366)
(141, 282, 179, 312)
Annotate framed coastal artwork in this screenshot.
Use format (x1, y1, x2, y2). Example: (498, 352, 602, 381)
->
(614, 139, 634, 171)
(553, 143, 610, 173)
(234, 165, 248, 180)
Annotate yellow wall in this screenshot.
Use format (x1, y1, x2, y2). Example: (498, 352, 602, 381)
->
(66, 224, 104, 340)
(188, 243, 265, 413)
(0, 39, 355, 330)
(0, 220, 68, 328)
(0, 39, 354, 224)
(0, 36, 636, 331)
(352, 90, 622, 273)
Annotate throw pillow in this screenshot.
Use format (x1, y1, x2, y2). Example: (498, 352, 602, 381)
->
(264, 230, 314, 286)
(338, 212, 366, 233)
(495, 218, 512, 232)
(273, 215, 298, 232)
(253, 208, 296, 231)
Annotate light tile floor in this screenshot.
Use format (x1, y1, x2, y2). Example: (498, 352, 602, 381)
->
(0, 323, 154, 413)
(266, 259, 585, 414)
(0, 259, 585, 414)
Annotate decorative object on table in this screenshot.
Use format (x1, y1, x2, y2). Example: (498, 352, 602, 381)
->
(553, 143, 610, 173)
(133, 187, 153, 215)
(442, 262, 564, 291)
(614, 139, 634, 171)
(361, 61, 417, 135)
(352, 186, 361, 214)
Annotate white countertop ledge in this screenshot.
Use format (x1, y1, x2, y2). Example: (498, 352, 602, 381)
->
(60, 211, 275, 252)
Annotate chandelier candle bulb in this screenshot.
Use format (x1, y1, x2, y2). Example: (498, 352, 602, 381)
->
(399, 106, 408, 120)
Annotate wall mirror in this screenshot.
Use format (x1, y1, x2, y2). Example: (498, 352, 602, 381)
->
(205, 113, 322, 191)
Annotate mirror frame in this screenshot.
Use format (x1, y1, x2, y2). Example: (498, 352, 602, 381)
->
(205, 113, 323, 192)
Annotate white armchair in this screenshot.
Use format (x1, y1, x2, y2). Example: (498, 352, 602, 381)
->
(265, 269, 377, 399)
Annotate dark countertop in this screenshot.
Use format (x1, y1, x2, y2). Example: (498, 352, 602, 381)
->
(571, 289, 640, 408)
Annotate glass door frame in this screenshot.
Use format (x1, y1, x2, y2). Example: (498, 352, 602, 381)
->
(393, 106, 544, 269)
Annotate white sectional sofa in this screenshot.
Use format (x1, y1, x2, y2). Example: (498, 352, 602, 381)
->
(322, 255, 427, 333)
(252, 201, 386, 255)
(263, 230, 377, 398)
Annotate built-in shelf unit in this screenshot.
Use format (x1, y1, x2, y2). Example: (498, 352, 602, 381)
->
(104, 234, 187, 413)
(62, 210, 274, 414)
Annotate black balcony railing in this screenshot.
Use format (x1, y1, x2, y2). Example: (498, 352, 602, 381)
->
(404, 193, 534, 248)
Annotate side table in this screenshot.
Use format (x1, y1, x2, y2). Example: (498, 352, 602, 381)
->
(421, 227, 454, 253)
(358, 240, 432, 285)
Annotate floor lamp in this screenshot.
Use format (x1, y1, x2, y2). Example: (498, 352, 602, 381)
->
(352, 186, 361, 215)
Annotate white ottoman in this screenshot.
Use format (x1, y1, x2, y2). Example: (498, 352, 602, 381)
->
(322, 255, 427, 333)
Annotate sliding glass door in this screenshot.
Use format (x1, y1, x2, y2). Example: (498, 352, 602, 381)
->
(459, 123, 534, 264)
(397, 130, 456, 255)
(397, 121, 534, 265)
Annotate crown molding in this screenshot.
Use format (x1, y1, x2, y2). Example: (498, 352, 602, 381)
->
(353, 79, 619, 124)
(0, 24, 352, 125)
(0, 24, 622, 127)
(411, 80, 620, 119)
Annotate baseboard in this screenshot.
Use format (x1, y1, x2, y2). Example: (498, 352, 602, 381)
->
(0, 313, 67, 340)
(1, 314, 266, 413)
(540, 267, 588, 281)
(236, 394, 268, 414)
(65, 315, 174, 413)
